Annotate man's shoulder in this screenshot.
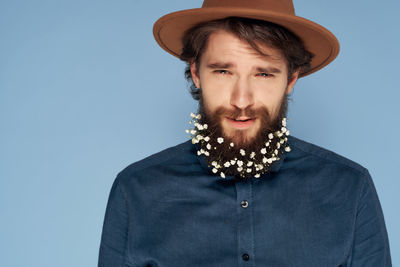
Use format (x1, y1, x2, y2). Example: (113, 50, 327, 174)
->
(288, 135, 368, 176)
(116, 139, 194, 180)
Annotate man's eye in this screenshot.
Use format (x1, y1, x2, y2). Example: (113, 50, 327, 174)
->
(258, 73, 272, 77)
(215, 70, 229, 74)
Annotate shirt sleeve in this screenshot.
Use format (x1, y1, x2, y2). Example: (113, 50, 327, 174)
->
(98, 177, 130, 267)
(347, 171, 392, 266)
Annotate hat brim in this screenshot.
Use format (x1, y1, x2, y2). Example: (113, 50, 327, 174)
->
(153, 7, 340, 77)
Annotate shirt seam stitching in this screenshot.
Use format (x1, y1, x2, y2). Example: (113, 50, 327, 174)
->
(290, 141, 368, 176)
(115, 177, 138, 267)
(343, 171, 367, 265)
(119, 144, 188, 178)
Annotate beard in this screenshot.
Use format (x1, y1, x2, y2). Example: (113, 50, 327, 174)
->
(190, 91, 290, 179)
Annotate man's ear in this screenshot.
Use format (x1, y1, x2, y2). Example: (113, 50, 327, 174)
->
(190, 62, 201, 89)
(286, 69, 300, 95)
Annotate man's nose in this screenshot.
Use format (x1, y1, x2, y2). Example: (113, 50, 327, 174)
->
(229, 77, 254, 110)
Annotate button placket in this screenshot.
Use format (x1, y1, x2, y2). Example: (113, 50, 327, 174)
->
(235, 178, 255, 266)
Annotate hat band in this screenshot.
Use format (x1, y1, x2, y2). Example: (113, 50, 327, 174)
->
(202, 0, 295, 15)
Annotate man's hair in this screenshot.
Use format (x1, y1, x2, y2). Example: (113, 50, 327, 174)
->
(179, 17, 314, 100)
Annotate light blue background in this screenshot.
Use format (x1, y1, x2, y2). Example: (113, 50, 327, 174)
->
(0, 0, 398, 266)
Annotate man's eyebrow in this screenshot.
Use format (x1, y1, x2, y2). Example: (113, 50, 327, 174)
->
(206, 62, 283, 74)
(206, 62, 235, 69)
(256, 66, 282, 74)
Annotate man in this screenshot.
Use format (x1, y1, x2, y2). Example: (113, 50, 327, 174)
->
(98, 1, 392, 266)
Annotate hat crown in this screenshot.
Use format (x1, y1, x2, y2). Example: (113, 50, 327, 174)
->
(202, 0, 295, 15)
(153, 0, 339, 77)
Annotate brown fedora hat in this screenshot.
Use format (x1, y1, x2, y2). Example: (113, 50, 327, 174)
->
(153, 0, 340, 77)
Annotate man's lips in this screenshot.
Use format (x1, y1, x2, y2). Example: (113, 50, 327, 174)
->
(226, 117, 256, 129)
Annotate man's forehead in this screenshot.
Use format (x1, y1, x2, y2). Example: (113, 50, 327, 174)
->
(202, 30, 286, 66)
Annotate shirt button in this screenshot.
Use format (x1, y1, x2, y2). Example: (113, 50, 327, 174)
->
(242, 253, 250, 261)
(241, 200, 248, 208)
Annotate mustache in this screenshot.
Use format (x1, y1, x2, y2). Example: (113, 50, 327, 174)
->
(213, 106, 271, 119)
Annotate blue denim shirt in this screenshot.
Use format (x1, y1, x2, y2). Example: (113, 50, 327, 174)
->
(98, 136, 391, 267)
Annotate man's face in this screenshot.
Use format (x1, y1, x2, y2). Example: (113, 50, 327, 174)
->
(190, 30, 298, 146)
